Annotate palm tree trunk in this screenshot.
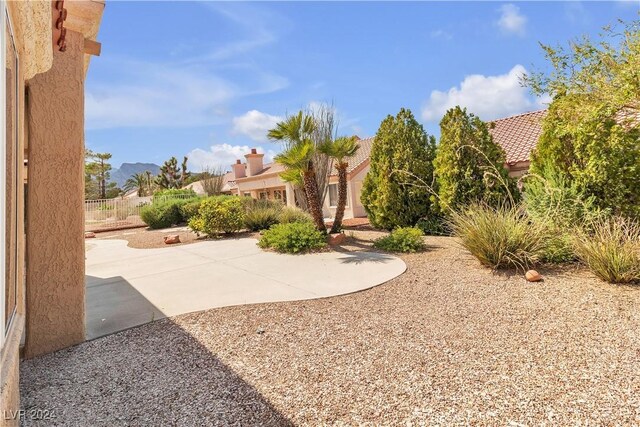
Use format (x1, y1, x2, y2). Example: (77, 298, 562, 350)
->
(302, 166, 326, 233)
(330, 163, 348, 234)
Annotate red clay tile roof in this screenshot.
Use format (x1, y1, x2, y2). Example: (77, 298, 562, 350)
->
(489, 110, 546, 165)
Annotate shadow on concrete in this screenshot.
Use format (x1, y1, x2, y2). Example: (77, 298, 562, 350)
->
(336, 251, 397, 265)
(22, 297, 294, 426)
(86, 275, 166, 340)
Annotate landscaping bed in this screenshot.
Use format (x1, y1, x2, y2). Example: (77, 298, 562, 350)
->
(25, 233, 640, 425)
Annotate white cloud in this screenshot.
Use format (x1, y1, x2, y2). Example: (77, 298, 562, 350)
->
(421, 65, 548, 122)
(232, 110, 282, 141)
(497, 4, 527, 36)
(430, 29, 453, 40)
(186, 144, 277, 172)
(85, 3, 289, 130)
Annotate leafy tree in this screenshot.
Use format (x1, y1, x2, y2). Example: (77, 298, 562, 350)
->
(156, 156, 191, 190)
(85, 150, 116, 199)
(269, 112, 326, 232)
(525, 19, 640, 218)
(361, 108, 437, 229)
(124, 171, 155, 197)
(319, 136, 360, 233)
(433, 106, 517, 213)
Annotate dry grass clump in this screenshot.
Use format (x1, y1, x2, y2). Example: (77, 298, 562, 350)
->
(573, 217, 640, 284)
(449, 203, 547, 271)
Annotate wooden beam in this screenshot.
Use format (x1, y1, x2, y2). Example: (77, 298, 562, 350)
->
(84, 38, 101, 56)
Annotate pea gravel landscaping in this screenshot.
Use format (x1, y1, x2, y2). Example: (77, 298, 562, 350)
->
(21, 233, 640, 426)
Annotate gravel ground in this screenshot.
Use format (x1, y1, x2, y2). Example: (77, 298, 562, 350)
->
(21, 233, 640, 426)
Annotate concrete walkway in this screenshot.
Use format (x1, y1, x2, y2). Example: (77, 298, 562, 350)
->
(85, 238, 406, 339)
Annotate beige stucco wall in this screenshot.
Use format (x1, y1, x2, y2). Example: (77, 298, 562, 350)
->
(24, 29, 86, 359)
(322, 164, 370, 219)
(6, 0, 52, 80)
(1, 2, 50, 424)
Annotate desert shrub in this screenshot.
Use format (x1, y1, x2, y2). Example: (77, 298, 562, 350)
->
(141, 202, 182, 229)
(188, 196, 244, 235)
(278, 206, 313, 224)
(573, 217, 640, 284)
(373, 227, 425, 253)
(258, 222, 327, 254)
(524, 164, 609, 263)
(179, 198, 204, 222)
(415, 216, 446, 236)
(449, 203, 547, 270)
(153, 188, 197, 198)
(244, 207, 281, 231)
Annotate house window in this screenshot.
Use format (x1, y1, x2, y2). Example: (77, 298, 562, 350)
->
(3, 9, 19, 335)
(243, 192, 251, 197)
(328, 184, 347, 208)
(259, 191, 268, 200)
(273, 189, 286, 204)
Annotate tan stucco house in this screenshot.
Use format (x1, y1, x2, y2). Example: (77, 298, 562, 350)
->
(189, 137, 374, 220)
(1, 1, 104, 424)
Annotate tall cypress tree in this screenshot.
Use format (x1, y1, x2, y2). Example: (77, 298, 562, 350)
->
(361, 108, 437, 230)
(433, 106, 516, 213)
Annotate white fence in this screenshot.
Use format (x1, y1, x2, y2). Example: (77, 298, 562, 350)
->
(84, 194, 194, 232)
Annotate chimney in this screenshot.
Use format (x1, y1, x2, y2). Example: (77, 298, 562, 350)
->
(245, 148, 264, 177)
(231, 159, 245, 179)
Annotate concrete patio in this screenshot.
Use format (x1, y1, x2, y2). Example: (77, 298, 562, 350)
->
(85, 238, 406, 339)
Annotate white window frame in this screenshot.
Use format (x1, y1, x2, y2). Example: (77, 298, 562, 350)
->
(327, 183, 348, 208)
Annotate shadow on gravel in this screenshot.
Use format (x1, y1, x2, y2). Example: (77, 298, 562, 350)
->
(20, 316, 293, 426)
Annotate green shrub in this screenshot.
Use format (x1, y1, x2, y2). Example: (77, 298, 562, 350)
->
(278, 206, 313, 224)
(188, 196, 245, 235)
(179, 198, 204, 222)
(573, 217, 640, 284)
(241, 198, 284, 231)
(153, 188, 197, 198)
(244, 207, 281, 231)
(258, 222, 327, 254)
(373, 227, 425, 253)
(141, 202, 182, 229)
(449, 203, 547, 270)
(415, 216, 446, 236)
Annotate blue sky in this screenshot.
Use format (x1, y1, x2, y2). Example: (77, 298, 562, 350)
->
(85, 1, 639, 170)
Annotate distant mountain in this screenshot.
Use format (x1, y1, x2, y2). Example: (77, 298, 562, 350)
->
(109, 162, 161, 187)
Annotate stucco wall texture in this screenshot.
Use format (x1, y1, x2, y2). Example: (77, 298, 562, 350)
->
(6, 0, 52, 80)
(24, 30, 86, 359)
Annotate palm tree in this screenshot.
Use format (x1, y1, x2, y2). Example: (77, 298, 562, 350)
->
(124, 171, 153, 196)
(320, 136, 360, 233)
(269, 112, 326, 232)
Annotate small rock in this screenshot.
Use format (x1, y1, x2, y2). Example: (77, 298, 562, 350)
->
(327, 233, 345, 245)
(84, 232, 96, 239)
(256, 328, 265, 335)
(525, 269, 542, 282)
(164, 235, 181, 244)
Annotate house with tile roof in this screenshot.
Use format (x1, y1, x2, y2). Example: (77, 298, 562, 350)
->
(188, 110, 549, 219)
(488, 109, 547, 177)
(189, 137, 374, 219)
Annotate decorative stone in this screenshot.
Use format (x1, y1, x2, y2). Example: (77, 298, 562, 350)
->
(327, 233, 345, 245)
(525, 270, 542, 282)
(164, 235, 181, 244)
(84, 232, 96, 239)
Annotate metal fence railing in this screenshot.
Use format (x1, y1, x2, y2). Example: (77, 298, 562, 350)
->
(84, 194, 195, 232)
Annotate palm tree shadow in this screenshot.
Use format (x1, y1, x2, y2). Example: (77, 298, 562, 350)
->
(336, 251, 397, 265)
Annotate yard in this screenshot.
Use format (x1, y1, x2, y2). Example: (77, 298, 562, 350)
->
(21, 232, 640, 426)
